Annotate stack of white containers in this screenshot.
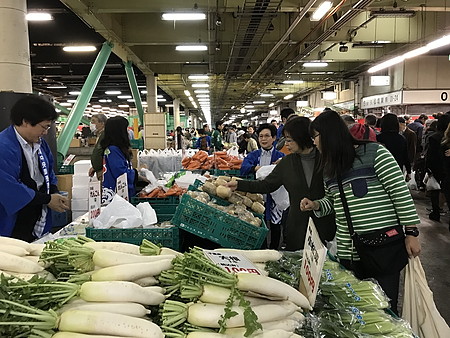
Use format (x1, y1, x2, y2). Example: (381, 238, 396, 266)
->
(71, 160, 91, 220)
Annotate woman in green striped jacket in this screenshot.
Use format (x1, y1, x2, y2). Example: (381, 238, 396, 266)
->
(300, 110, 421, 314)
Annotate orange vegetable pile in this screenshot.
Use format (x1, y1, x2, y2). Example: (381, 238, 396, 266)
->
(181, 151, 243, 170)
(138, 184, 186, 198)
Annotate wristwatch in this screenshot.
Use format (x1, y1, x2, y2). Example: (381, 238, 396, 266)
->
(405, 227, 419, 237)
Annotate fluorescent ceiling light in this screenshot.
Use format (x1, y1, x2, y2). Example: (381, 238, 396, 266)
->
(99, 99, 112, 103)
(188, 96, 194, 102)
(162, 13, 206, 21)
(193, 103, 198, 108)
(188, 75, 209, 80)
(427, 35, 450, 49)
(141, 90, 147, 94)
(368, 56, 404, 73)
(92, 105, 102, 108)
(157, 98, 166, 102)
(47, 85, 66, 89)
(127, 99, 135, 102)
(283, 80, 304, 84)
(260, 93, 274, 97)
(245, 105, 254, 108)
(303, 62, 328, 67)
(26, 12, 53, 21)
(68, 91, 81, 95)
(184, 90, 191, 96)
(176, 45, 208, 51)
(67, 99, 76, 103)
(284, 94, 294, 100)
(253, 101, 265, 104)
(269, 103, 275, 107)
(370, 10, 415, 18)
(196, 94, 210, 98)
(194, 89, 209, 93)
(192, 83, 209, 88)
(118, 104, 129, 108)
(311, 1, 333, 21)
(157, 94, 164, 98)
(63, 46, 97, 52)
(403, 46, 430, 59)
(118, 95, 132, 99)
(105, 91, 121, 95)
(198, 99, 210, 102)
(231, 106, 236, 109)
(60, 102, 72, 106)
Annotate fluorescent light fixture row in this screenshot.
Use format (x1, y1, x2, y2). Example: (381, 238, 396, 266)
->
(369, 34, 450, 73)
(269, 103, 275, 107)
(118, 95, 132, 99)
(176, 45, 207, 51)
(244, 105, 254, 108)
(253, 101, 265, 104)
(141, 90, 147, 94)
(118, 104, 129, 108)
(196, 94, 210, 98)
(184, 90, 191, 96)
(162, 13, 206, 21)
(68, 91, 81, 95)
(194, 89, 209, 93)
(157, 95, 164, 98)
(284, 94, 294, 100)
(260, 93, 274, 97)
(47, 85, 67, 89)
(311, 1, 333, 21)
(188, 75, 209, 80)
(127, 99, 135, 102)
(189, 96, 195, 102)
(26, 12, 53, 21)
(63, 46, 97, 52)
(105, 91, 121, 95)
(192, 83, 209, 88)
(99, 99, 112, 103)
(303, 62, 328, 67)
(59, 102, 72, 106)
(157, 98, 166, 102)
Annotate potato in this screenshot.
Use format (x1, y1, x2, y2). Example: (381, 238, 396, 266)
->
(255, 193, 264, 203)
(251, 201, 265, 214)
(228, 193, 244, 205)
(246, 193, 259, 201)
(203, 182, 217, 195)
(214, 178, 228, 186)
(242, 196, 254, 208)
(235, 191, 247, 197)
(248, 218, 262, 227)
(218, 176, 231, 182)
(216, 185, 232, 199)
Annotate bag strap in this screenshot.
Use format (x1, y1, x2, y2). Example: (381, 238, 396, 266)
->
(336, 174, 355, 237)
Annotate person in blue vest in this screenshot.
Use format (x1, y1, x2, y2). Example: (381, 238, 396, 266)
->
(240, 123, 285, 248)
(0, 95, 69, 241)
(101, 116, 136, 202)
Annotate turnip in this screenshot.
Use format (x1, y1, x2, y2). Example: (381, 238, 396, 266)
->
(213, 249, 282, 263)
(80, 281, 166, 305)
(92, 248, 175, 267)
(0, 251, 44, 273)
(83, 241, 140, 255)
(90, 259, 172, 281)
(0, 244, 29, 256)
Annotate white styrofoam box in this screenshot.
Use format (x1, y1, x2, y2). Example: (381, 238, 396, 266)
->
(72, 175, 91, 187)
(73, 160, 92, 175)
(71, 198, 88, 211)
(72, 186, 88, 199)
(72, 211, 88, 221)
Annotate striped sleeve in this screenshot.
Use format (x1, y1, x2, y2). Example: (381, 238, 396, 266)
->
(374, 145, 420, 226)
(314, 181, 334, 217)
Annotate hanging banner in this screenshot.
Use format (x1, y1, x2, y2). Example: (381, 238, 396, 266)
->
(299, 218, 327, 307)
(116, 173, 129, 201)
(361, 90, 402, 109)
(403, 89, 450, 104)
(88, 180, 101, 225)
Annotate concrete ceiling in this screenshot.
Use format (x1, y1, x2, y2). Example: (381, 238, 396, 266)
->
(28, 0, 450, 122)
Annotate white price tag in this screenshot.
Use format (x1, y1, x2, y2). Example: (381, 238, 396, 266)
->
(88, 180, 101, 225)
(299, 218, 327, 307)
(63, 154, 76, 166)
(116, 173, 129, 201)
(203, 250, 261, 275)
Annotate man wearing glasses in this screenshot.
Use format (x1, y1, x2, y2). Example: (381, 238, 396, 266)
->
(0, 94, 69, 241)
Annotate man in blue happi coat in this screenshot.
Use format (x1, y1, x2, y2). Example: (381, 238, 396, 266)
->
(0, 95, 69, 241)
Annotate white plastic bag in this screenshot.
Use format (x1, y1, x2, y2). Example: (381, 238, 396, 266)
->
(227, 146, 239, 157)
(92, 194, 143, 229)
(402, 257, 450, 338)
(255, 165, 290, 211)
(407, 170, 418, 190)
(136, 202, 158, 227)
(423, 173, 441, 190)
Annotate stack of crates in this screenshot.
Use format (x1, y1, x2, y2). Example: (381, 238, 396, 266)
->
(71, 160, 92, 220)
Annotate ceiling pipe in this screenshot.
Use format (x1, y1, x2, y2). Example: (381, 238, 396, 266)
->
(243, 0, 319, 90)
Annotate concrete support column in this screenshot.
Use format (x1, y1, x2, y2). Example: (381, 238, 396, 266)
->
(0, 0, 32, 93)
(173, 98, 181, 129)
(146, 74, 158, 113)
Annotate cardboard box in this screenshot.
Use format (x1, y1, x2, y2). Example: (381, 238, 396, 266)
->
(70, 139, 81, 147)
(131, 148, 138, 169)
(88, 137, 97, 146)
(56, 174, 73, 200)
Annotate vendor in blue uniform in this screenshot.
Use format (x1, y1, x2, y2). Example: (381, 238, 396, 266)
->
(239, 123, 285, 248)
(101, 116, 136, 201)
(0, 95, 69, 241)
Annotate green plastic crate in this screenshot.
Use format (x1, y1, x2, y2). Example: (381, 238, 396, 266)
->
(131, 195, 180, 205)
(188, 181, 229, 207)
(130, 138, 144, 150)
(172, 194, 267, 249)
(57, 164, 74, 175)
(85, 226, 180, 250)
(212, 169, 255, 180)
(131, 195, 180, 217)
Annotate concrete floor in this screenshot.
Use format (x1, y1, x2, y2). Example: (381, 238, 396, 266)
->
(407, 190, 450, 325)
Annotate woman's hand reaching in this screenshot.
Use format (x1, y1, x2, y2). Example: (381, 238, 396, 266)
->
(300, 198, 320, 211)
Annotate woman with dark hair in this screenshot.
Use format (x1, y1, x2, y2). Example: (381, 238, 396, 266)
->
(300, 110, 421, 314)
(425, 114, 450, 222)
(100, 116, 136, 200)
(225, 116, 336, 250)
(175, 126, 185, 150)
(376, 113, 411, 178)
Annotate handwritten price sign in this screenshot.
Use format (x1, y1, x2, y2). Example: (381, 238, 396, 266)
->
(299, 218, 327, 307)
(88, 180, 101, 225)
(203, 250, 261, 275)
(116, 173, 129, 201)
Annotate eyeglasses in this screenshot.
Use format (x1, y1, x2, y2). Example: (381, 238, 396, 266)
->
(37, 123, 52, 131)
(312, 133, 320, 139)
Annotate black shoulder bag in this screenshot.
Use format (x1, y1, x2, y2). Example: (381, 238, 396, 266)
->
(336, 175, 408, 277)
